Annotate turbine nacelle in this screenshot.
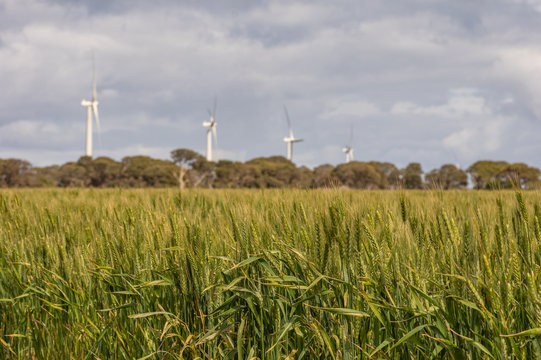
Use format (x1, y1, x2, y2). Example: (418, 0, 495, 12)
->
(284, 137, 303, 143)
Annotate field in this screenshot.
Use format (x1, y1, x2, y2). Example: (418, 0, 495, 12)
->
(1, 189, 541, 359)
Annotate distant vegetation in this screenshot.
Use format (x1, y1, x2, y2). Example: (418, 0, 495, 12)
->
(1, 189, 541, 357)
(0, 149, 540, 189)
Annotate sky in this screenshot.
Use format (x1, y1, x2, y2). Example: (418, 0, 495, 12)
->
(1, 0, 541, 172)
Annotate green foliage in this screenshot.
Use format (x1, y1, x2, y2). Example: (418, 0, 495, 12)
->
(0, 159, 33, 187)
(426, 164, 468, 189)
(468, 160, 509, 189)
(332, 161, 384, 189)
(3, 154, 541, 190)
(467, 161, 541, 190)
(403, 162, 424, 189)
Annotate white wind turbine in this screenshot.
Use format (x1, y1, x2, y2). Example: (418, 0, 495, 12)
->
(283, 106, 303, 161)
(342, 125, 354, 163)
(202, 99, 218, 161)
(80, 59, 100, 157)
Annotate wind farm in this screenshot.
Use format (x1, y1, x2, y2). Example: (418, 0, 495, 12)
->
(80, 74, 362, 165)
(69, 59, 538, 194)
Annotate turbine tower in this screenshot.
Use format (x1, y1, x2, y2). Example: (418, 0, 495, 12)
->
(80, 58, 100, 157)
(283, 106, 303, 161)
(202, 99, 218, 161)
(342, 125, 354, 163)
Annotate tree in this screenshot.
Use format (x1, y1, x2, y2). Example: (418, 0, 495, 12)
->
(402, 163, 424, 189)
(291, 166, 314, 188)
(0, 158, 33, 187)
(170, 149, 212, 188)
(245, 156, 298, 188)
(214, 160, 243, 188)
(57, 162, 89, 187)
(495, 163, 540, 189)
(31, 165, 60, 187)
(312, 164, 337, 188)
(237, 163, 264, 188)
(467, 161, 508, 189)
(84, 157, 121, 187)
(368, 161, 400, 189)
(425, 164, 468, 189)
(141, 161, 178, 187)
(119, 156, 157, 187)
(3, 147, 541, 191)
(332, 162, 384, 189)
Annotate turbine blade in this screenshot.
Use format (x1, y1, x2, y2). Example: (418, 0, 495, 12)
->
(213, 97, 217, 119)
(283, 105, 292, 136)
(349, 124, 353, 147)
(93, 104, 100, 134)
(92, 55, 97, 101)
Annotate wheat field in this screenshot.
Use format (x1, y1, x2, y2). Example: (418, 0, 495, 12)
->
(1, 189, 540, 359)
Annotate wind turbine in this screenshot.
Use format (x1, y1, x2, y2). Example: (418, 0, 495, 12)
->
(342, 125, 354, 163)
(202, 99, 218, 161)
(283, 106, 303, 161)
(80, 58, 100, 158)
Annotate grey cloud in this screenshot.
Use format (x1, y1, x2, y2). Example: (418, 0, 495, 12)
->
(1, 0, 541, 172)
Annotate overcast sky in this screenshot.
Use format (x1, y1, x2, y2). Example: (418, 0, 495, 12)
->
(1, 0, 541, 171)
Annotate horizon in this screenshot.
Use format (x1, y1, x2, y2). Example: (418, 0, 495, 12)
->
(5, 150, 528, 176)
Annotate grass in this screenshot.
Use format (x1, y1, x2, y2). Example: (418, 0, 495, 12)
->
(0, 188, 541, 359)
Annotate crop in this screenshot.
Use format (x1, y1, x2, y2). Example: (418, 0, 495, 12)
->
(0, 189, 541, 359)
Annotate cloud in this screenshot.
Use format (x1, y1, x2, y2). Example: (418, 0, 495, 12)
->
(103, 145, 175, 161)
(321, 99, 380, 119)
(489, 45, 541, 118)
(0, 120, 79, 149)
(390, 89, 489, 117)
(442, 115, 511, 160)
(506, 0, 541, 13)
(100, 88, 119, 99)
(389, 89, 517, 167)
(215, 149, 248, 162)
(245, 2, 341, 28)
(1, 0, 541, 172)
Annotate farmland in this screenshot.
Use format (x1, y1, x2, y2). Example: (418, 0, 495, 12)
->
(1, 189, 541, 359)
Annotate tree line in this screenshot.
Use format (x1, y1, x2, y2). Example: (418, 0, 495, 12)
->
(0, 149, 540, 189)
